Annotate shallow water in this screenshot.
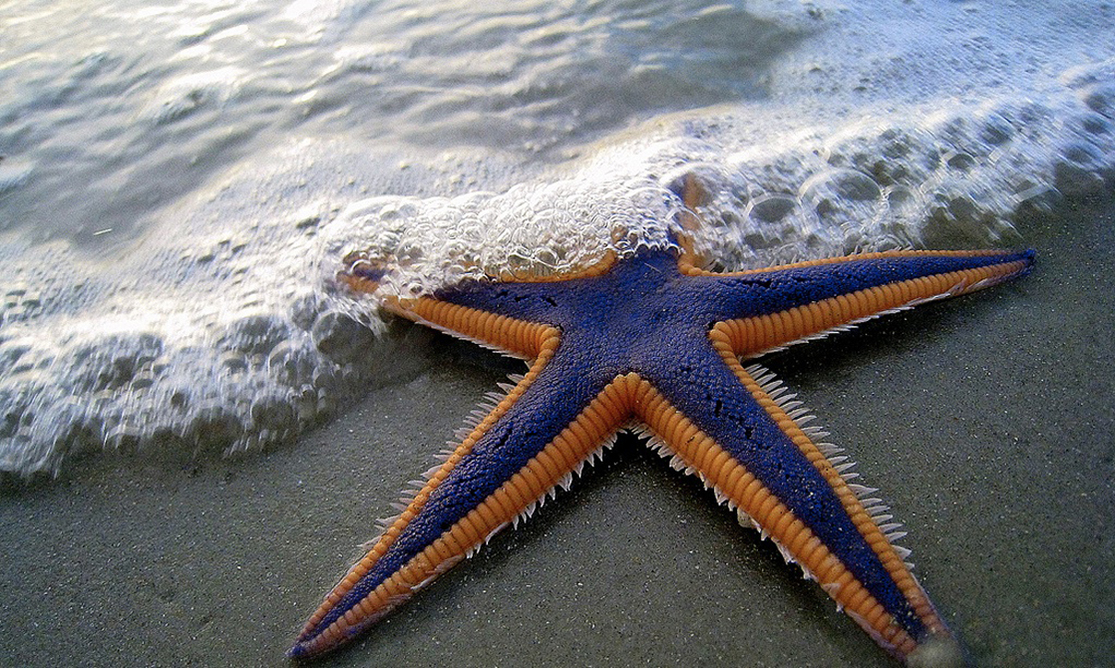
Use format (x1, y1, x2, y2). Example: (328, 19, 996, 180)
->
(1, 0, 1113, 476)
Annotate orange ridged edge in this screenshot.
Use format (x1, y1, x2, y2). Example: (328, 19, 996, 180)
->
(629, 366, 930, 658)
(296, 327, 558, 650)
(491, 251, 619, 283)
(679, 248, 1022, 278)
(718, 257, 1031, 356)
(378, 297, 549, 359)
(716, 324, 946, 655)
(298, 366, 651, 655)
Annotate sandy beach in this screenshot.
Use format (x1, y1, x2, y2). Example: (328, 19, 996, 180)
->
(2, 188, 1113, 667)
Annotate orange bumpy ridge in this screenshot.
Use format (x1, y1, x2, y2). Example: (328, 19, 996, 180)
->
(678, 248, 1018, 277)
(710, 324, 947, 643)
(628, 374, 921, 656)
(720, 261, 1029, 356)
(300, 362, 658, 651)
(298, 328, 560, 640)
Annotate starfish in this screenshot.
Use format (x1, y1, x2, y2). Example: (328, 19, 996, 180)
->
(289, 182, 1034, 664)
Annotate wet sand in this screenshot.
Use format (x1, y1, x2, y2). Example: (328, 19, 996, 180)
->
(1, 188, 1113, 667)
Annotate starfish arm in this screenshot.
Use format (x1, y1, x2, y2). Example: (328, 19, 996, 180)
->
(288, 345, 640, 659)
(395, 295, 557, 359)
(693, 249, 1034, 356)
(340, 254, 578, 359)
(638, 341, 954, 664)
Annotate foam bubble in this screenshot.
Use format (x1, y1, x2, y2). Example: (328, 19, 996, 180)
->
(319, 176, 680, 305)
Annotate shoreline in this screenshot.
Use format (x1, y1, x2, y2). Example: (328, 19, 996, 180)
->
(1, 187, 1112, 667)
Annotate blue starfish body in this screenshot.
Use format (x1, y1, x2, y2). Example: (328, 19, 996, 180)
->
(290, 217, 1033, 663)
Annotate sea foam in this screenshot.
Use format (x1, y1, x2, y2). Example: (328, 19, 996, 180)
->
(0, 0, 1112, 477)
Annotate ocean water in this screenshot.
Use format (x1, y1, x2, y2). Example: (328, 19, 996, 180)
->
(1, 0, 1112, 477)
